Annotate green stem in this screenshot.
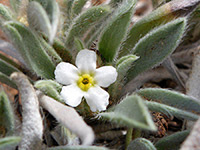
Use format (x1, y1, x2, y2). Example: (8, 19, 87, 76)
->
(125, 128, 133, 150)
(133, 129, 141, 139)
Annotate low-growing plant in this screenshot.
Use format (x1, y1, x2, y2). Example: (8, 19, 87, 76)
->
(0, 0, 200, 149)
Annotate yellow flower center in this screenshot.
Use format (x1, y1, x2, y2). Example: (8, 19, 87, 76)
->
(77, 74, 94, 91)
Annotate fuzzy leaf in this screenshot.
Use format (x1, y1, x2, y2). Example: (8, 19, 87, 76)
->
(64, 0, 75, 19)
(0, 4, 13, 20)
(51, 38, 73, 62)
(48, 146, 109, 150)
(39, 37, 62, 64)
(0, 39, 26, 68)
(126, 18, 186, 81)
(27, 1, 51, 37)
(28, 0, 60, 43)
(155, 130, 190, 150)
(71, 0, 88, 17)
(0, 73, 17, 89)
(116, 54, 139, 83)
(34, 80, 63, 102)
(109, 55, 139, 100)
(83, 21, 104, 48)
(74, 38, 85, 51)
(0, 136, 21, 150)
(45, 0, 60, 43)
(144, 101, 199, 121)
(98, 0, 137, 62)
(119, 0, 200, 57)
(99, 95, 156, 131)
(2, 24, 31, 69)
(65, 5, 110, 52)
(137, 88, 200, 113)
(127, 138, 156, 150)
(4, 22, 55, 79)
(0, 91, 15, 136)
(0, 59, 19, 76)
(116, 54, 139, 69)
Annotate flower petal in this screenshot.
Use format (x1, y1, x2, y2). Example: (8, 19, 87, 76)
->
(61, 84, 84, 107)
(84, 86, 109, 112)
(75, 49, 96, 73)
(94, 66, 118, 87)
(55, 62, 79, 85)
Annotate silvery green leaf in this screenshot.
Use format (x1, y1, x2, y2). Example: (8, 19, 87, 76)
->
(137, 88, 200, 113)
(155, 130, 190, 150)
(0, 136, 21, 150)
(0, 91, 15, 136)
(109, 55, 139, 100)
(27, 1, 51, 40)
(65, 0, 75, 18)
(3, 24, 34, 70)
(126, 18, 186, 81)
(116, 54, 139, 82)
(127, 138, 156, 150)
(4, 22, 55, 79)
(0, 39, 26, 67)
(116, 54, 139, 69)
(74, 37, 85, 51)
(28, 0, 60, 43)
(83, 21, 104, 48)
(39, 37, 62, 64)
(45, 0, 60, 43)
(65, 5, 110, 53)
(119, 0, 200, 57)
(99, 95, 156, 131)
(51, 38, 73, 62)
(34, 80, 63, 103)
(144, 101, 199, 121)
(98, 0, 137, 62)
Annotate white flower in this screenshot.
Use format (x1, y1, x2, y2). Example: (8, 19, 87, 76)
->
(54, 49, 118, 112)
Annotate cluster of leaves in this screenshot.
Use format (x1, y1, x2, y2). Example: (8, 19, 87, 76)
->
(0, 0, 200, 149)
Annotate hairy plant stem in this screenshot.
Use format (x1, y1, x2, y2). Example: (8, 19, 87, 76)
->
(125, 128, 133, 150)
(125, 128, 141, 149)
